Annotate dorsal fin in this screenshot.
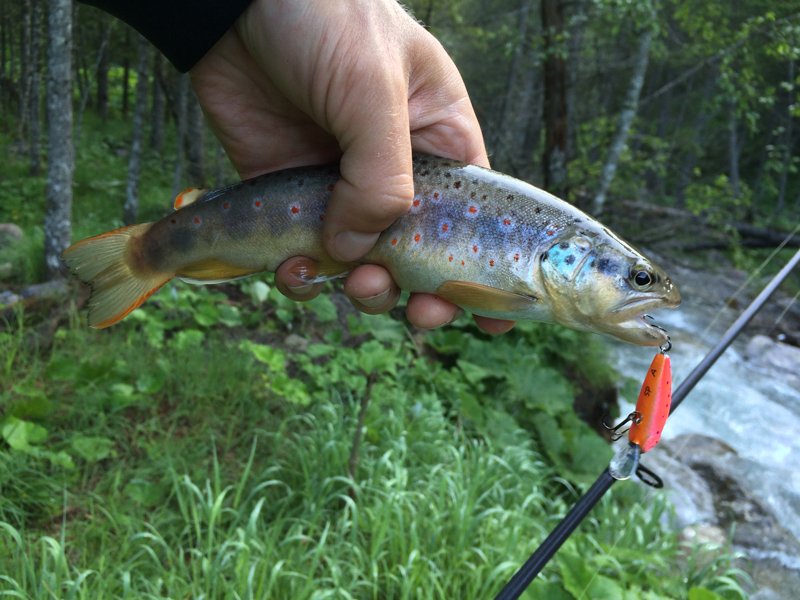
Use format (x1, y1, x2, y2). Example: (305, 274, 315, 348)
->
(435, 280, 536, 312)
(174, 187, 208, 210)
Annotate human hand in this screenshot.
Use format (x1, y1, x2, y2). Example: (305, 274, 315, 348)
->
(189, 0, 515, 335)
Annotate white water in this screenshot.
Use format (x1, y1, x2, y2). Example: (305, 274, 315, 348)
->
(610, 296, 800, 542)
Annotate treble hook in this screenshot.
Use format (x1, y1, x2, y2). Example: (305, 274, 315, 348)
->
(602, 411, 642, 441)
(643, 315, 672, 354)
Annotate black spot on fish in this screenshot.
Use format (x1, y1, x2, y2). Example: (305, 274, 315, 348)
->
(535, 207, 542, 214)
(470, 191, 476, 198)
(482, 195, 487, 201)
(445, 172, 452, 178)
(565, 255, 575, 265)
(420, 170, 429, 177)
(591, 260, 597, 268)
(574, 218, 581, 224)
(507, 194, 514, 200)
(472, 179, 479, 185)
(454, 181, 461, 189)
(559, 242, 570, 250)
(248, 179, 257, 187)
(298, 179, 304, 187)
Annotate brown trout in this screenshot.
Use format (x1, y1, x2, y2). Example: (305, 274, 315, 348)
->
(62, 154, 680, 345)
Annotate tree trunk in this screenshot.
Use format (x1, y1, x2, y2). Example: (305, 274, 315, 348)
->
(729, 99, 740, 200)
(150, 51, 165, 151)
(96, 15, 110, 121)
(121, 27, 130, 118)
(184, 87, 206, 186)
(172, 72, 188, 199)
(490, 0, 530, 170)
(566, 0, 585, 160)
(16, 0, 31, 144)
(124, 35, 150, 226)
(29, 0, 41, 176)
(1, 0, 6, 122)
(593, 19, 654, 215)
(73, 19, 111, 154)
(44, 0, 73, 280)
(541, 0, 568, 198)
(775, 49, 795, 220)
(674, 70, 717, 206)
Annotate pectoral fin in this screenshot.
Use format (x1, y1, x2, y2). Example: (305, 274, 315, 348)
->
(435, 280, 536, 312)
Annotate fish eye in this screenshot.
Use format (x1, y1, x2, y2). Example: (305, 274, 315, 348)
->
(632, 270, 653, 288)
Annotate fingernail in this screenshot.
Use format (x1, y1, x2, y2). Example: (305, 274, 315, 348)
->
(354, 288, 391, 308)
(287, 284, 313, 295)
(445, 308, 464, 325)
(333, 231, 380, 262)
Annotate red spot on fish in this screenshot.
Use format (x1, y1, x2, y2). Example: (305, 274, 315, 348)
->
(319, 215, 325, 221)
(291, 206, 299, 214)
(391, 238, 398, 246)
(461, 260, 465, 265)
(489, 260, 494, 266)
(503, 219, 511, 226)
(170, 218, 177, 224)
(442, 224, 449, 232)
(514, 253, 520, 261)
(546, 230, 554, 236)
(469, 206, 477, 213)
(223, 202, 229, 210)
(414, 234, 421, 242)
(413, 200, 420, 207)
(194, 217, 200, 224)
(473, 245, 478, 253)
(255, 200, 261, 207)
(449, 254, 453, 262)
(327, 184, 334, 191)
(434, 193, 439, 199)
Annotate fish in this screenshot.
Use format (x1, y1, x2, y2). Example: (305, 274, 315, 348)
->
(609, 351, 672, 480)
(62, 154, 680, 345)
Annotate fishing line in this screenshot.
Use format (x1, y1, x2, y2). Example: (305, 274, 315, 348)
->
(494, 244, 800, 600)
(697, 220, 800, 344)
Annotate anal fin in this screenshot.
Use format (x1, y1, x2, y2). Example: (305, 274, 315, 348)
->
(435, 280, 536, 312)
(287, 257, 356, 284)
(176, 258, 261, 284)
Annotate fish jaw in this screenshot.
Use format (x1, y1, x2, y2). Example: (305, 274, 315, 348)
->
(541, 232, 681, 346)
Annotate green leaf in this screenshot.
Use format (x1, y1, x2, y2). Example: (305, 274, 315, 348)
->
(305, 294, 337, 322)
(193, 303, 220, 327)
(458, 392, 485, 426)
(688, 588, 725, 600)
(1, 417, 47, 450)
(457, 359, 495, 385)
(558, 552, 592, 598)
(249, 280, 270, 305)
(172, 329, 205, 350)
(244, 342, 286, 372)
(71, 436, 117, 462)
(357, 340, 397, 374)
(522, 579, 572, 600)
(218, 304, 242, 327)
(513, 367, 574, 414)
(46, 356, 76, 381)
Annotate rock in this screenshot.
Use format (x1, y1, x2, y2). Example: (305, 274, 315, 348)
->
(20, 280, 67, 300)
(283, 333, 309, 353)
(0, 262, 12, 279)
(0, 291, 20, 307)
(745, 334, 800, 388)
(0, 224, 24, 248)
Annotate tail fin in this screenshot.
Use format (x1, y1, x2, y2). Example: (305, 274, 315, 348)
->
(62, 224, 173, 328)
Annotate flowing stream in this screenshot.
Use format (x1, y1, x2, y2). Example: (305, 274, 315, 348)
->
(609, 260, 800, 543)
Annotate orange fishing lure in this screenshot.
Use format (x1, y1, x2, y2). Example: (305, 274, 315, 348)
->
(609, 350, 672, 480)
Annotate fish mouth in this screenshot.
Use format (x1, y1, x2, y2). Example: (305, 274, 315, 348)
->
(602, 292, 680, 346)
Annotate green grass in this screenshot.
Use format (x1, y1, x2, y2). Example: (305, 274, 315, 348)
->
(0, 110, 752, 599)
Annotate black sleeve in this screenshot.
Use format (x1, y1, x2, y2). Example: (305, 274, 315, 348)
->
(80, 0, 254, 72)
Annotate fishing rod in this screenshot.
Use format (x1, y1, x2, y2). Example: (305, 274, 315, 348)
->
(495, 244, 800, 600)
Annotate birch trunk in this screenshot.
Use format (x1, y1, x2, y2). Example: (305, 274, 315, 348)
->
(29, 0, 41, 176)
(96, 15, 110, 121)
(775, 49, 795, 220)
(124, 35, 150, 226)
(729, 99, 740, 200)
(44, 0, 73, 280)
(592, 20, 655, 215)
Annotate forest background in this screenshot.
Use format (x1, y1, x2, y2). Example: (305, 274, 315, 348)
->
(1, 0, 798, 597)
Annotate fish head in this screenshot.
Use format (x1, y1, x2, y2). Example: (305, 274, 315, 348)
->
(540, 230, 680, 346)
